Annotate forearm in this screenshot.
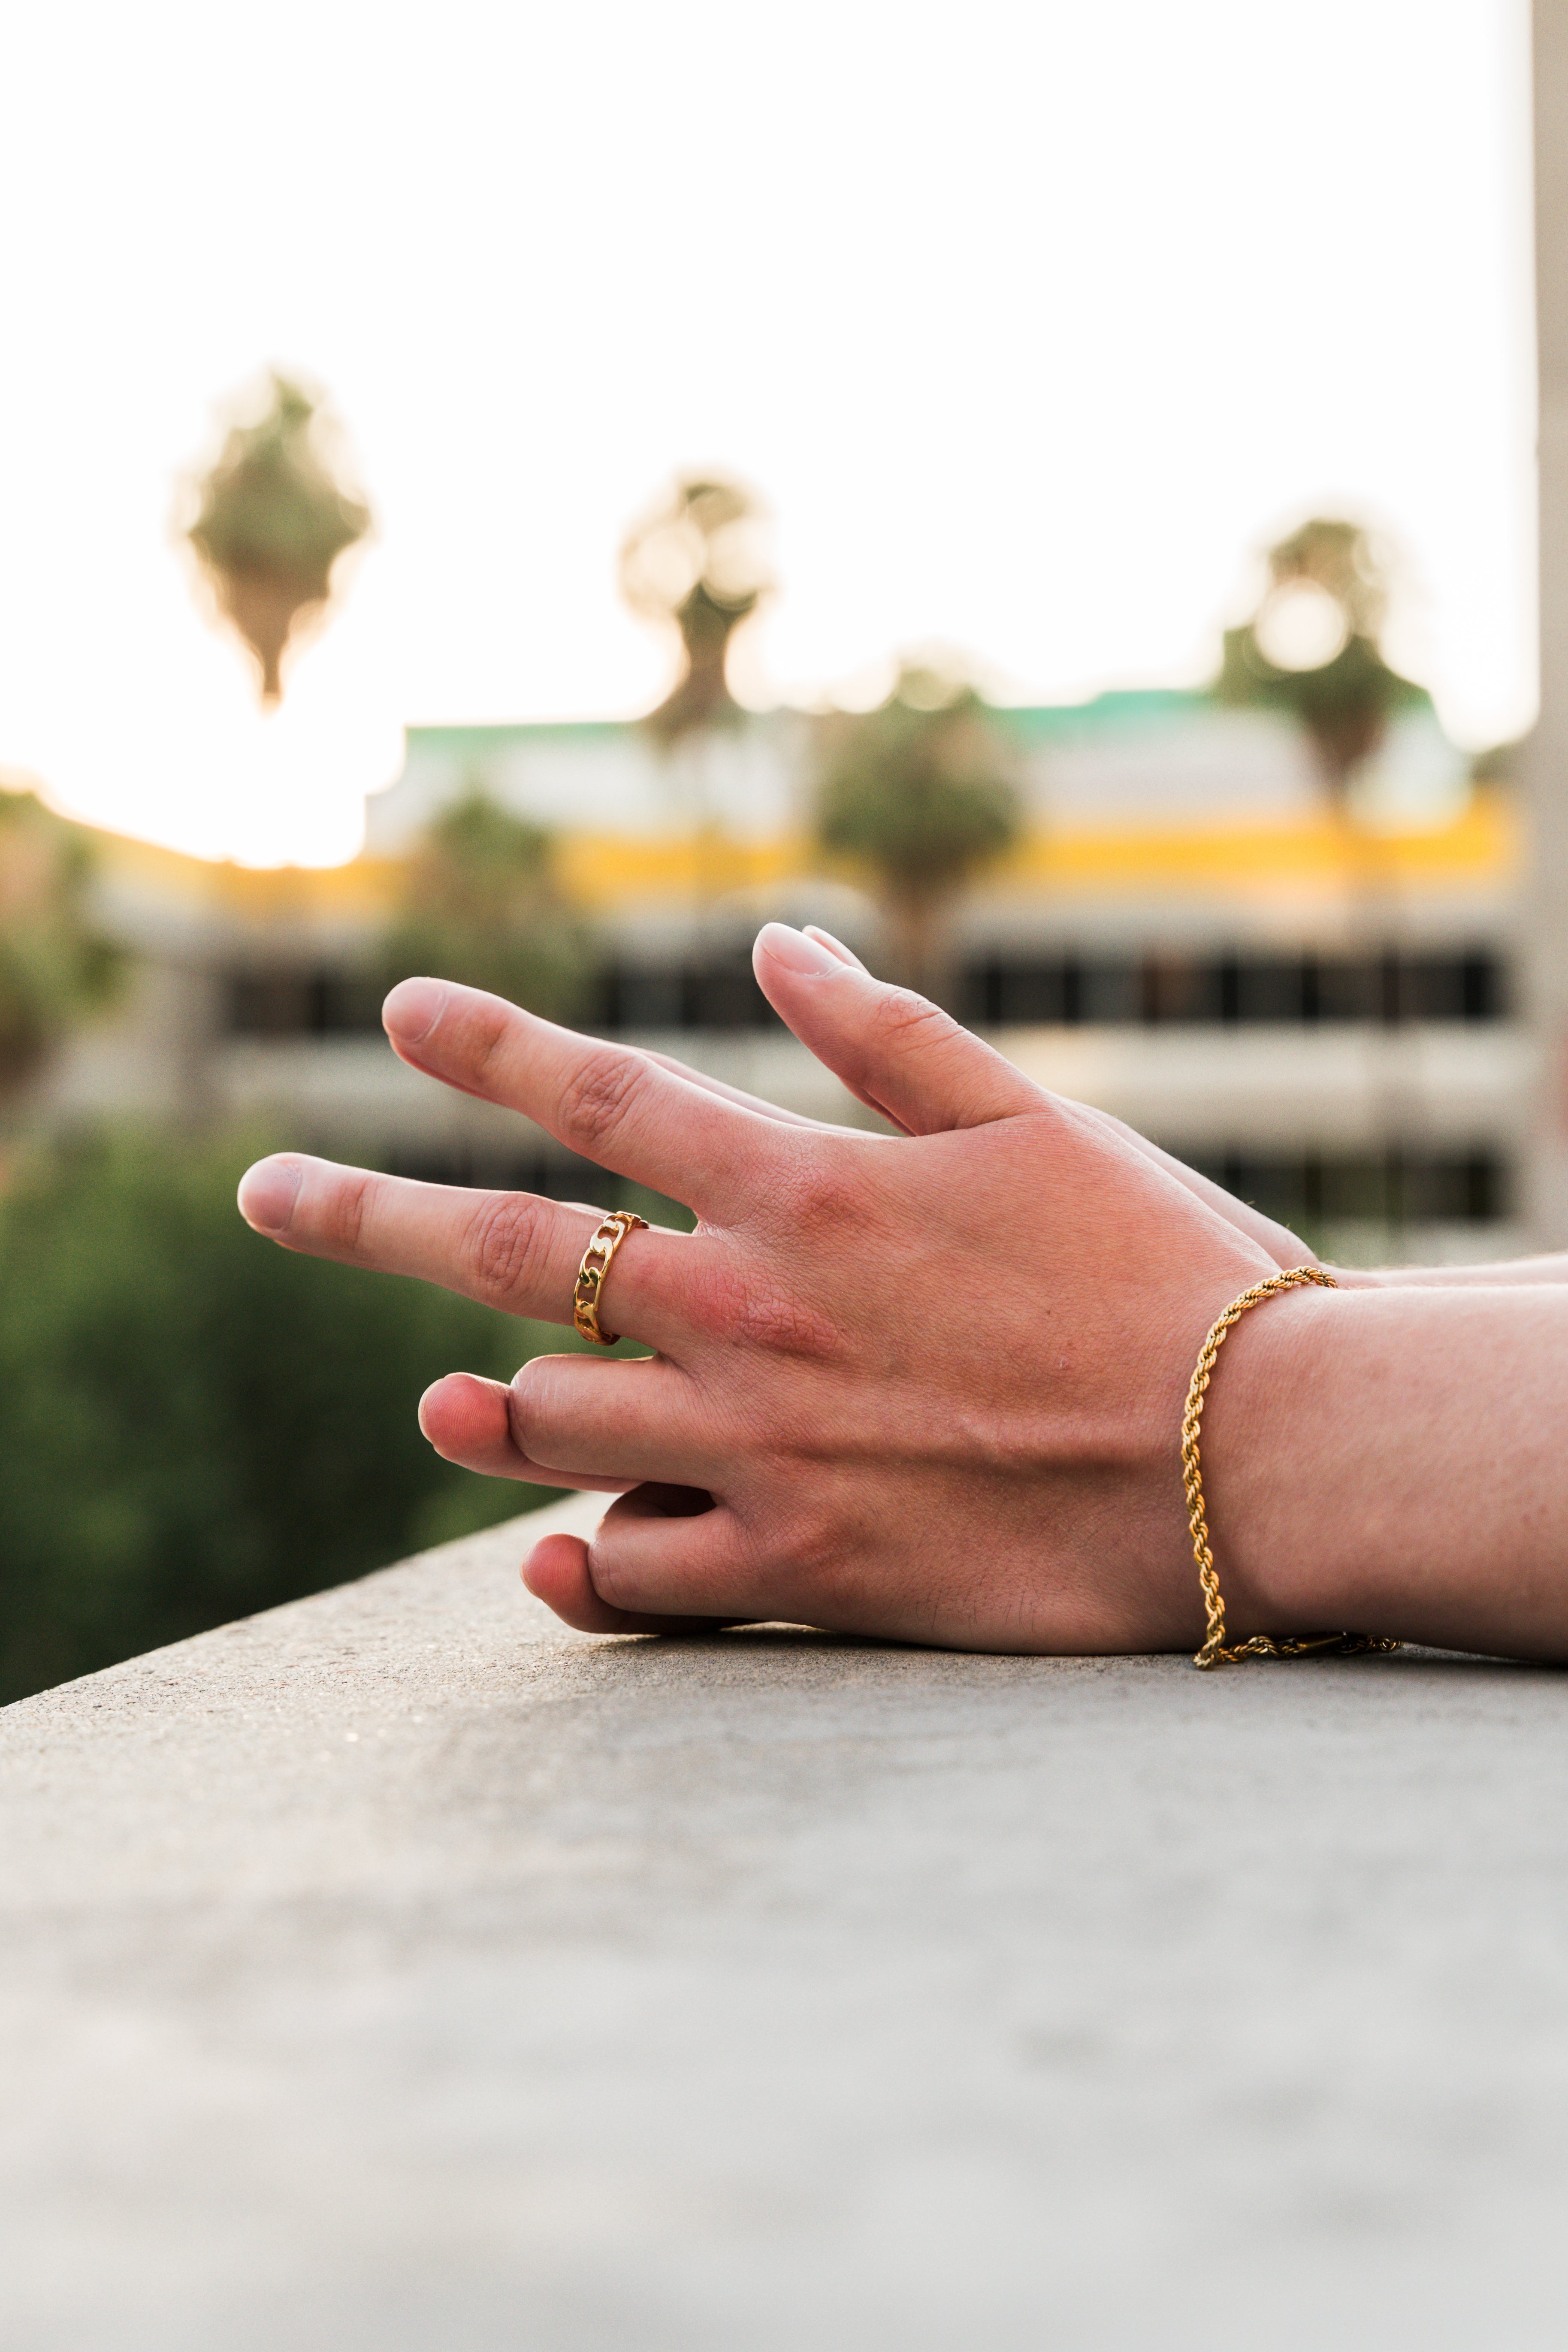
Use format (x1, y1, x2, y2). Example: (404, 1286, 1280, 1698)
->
(1329, 1254, 1568, 1288)
(1207, 1284, 1568, 1661)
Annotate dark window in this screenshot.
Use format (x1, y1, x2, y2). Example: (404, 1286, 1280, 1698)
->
(230, 944, 1512, 1040)
(1461, 951, 1506, 1020)
(228, 970, 384, 1037)
(385, 1146, 612, 1200)
(1234, 955, 1308, 1024)
(604, 964, 685, 1030)
(318, 975, 385, 1033)
(961, 956, 1077, 1025)
(1398, 951, 1507, 1023)
(1311, 955, 1380, 1024)
(1078, 958, 1140, 1024)
(1187, 1148, 1509, 1229)
(683, 954, 772, 1031)
(1141, 954, 1223, 1025)
(958, 948, 1510, 1031)
(229, 973, 313, 1036)
(601, 955, 774, 1033)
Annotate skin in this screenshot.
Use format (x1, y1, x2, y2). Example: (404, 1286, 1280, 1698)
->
(236, 923, 1568, 1663)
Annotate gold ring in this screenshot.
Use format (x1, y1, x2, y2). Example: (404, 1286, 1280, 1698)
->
(572, 1211, 649, 1346)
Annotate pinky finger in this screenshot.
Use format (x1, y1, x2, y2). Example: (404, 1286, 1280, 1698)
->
(523, 1524, 754, 1636)
(585, 1481, 766, 1621)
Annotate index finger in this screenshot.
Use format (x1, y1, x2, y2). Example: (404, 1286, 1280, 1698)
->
(383, 978, 777, 1217)
(640, 1046, 880, 1140)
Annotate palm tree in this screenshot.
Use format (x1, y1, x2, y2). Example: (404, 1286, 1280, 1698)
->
(185, 371, 371, 704)
(1216, 518, 1423, 809)
(814, 661, 1021, 1000)
(0, 786, 117, 1099)
(378, 785, 590, 1023)
(619, 473, 774, 742)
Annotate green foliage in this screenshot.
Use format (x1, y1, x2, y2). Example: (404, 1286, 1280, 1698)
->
(1216, 518, 1425, 804)
(0, 1131, 565, 1705)
(378, 786, 592, 1022)
(619, 473, 774, 741)
(814, 664, 1021, 991)
(186, 371, 371, 702)
(0, 789, 118, 1094)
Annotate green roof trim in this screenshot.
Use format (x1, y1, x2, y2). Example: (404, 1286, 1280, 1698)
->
(402, 683, 1447, 767)
(404, 691, 1230, 761)
(989, 689, 1216, 744)
(405, 720, 633, 753)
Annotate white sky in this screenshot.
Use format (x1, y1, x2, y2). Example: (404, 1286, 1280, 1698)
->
(0, 0, 1537, 866)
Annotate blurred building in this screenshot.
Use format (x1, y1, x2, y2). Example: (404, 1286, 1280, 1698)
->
(1528, 1, 1568, 1247)
(41, 690, 1520, 1263)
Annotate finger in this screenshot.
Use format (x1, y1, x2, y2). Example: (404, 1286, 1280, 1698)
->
(747, 926, 907, 1131)
(641, 1046, 870, 1138)
(586, 1484, 766, 1621)
(802, 924, 867, 970)
(509, 1352, 715, 1486)
(381, 978, 773, 1215)
(523, 1519, 754, 1637)
(752, 924, 1041, 1135)
(237, 1155, 692, 1347)
(419, 1373, 634, 1494)
(1076, 1106, 1313, 1268)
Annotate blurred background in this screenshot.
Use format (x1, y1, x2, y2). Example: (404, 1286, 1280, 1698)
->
(0, 0, 1545, 1699)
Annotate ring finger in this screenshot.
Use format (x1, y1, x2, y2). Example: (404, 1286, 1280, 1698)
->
(419, 1372, 638, 1494)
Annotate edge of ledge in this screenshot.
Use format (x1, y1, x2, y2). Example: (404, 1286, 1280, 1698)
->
(0, 1488, 605, 1734)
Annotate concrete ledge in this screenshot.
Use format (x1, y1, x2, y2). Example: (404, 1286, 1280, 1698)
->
(3, 1494, 1567, 2349)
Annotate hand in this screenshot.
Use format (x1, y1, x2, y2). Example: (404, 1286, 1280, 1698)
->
(238, 926, 1289, 1654)
(685, 926, 1317, 1274)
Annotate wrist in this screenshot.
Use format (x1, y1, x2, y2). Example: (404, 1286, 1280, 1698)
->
(1192, 1284, 1367, 1638)
(1314, 1262, 1385, 1291)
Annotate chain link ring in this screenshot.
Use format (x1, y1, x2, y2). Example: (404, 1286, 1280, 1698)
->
(572, 1211, 649, 1347)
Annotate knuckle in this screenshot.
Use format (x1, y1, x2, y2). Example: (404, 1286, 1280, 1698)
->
(327, 1170, 375, 1255)
(466, 1191, 552, 1307)
(731, 1281, 841, 1359)
(586, 1548, 635, 1610)
(557, 1049, 647, 1160)
(462, 999, 519, 1091)
(684, 1230, 842, 1360)
(508, 1354, 562, 1454)
(770, 1141, 865, 1242)
(773, 1502, 862, 1594)
(868, 985, 952, 1055)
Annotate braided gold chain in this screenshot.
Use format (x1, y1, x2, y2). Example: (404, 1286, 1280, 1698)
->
(1182, 1266, 1401, 1671)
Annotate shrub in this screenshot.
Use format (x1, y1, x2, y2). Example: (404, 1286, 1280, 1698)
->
(0, 1131, 561, 1703)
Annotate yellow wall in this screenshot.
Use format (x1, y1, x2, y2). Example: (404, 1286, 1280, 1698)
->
(93, 791, 1517, 923)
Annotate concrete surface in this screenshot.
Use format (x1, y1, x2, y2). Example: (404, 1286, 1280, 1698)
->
(3, 1492, 1567, 2351)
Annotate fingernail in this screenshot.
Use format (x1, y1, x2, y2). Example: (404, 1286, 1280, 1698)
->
(383, 976, 446, 1044)
(803, 924, 867, 972)
(755, 922, 841, 976)
(237, 1156, 303, 1234)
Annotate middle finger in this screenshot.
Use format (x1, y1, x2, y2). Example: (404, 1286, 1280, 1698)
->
(382, 978, 779, 1218)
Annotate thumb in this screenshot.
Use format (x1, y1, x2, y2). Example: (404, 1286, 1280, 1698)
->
(752, 923, 1041, 1135)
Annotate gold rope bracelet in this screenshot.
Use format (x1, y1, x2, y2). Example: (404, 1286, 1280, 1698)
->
(1182, 1266, 1401, 1671)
